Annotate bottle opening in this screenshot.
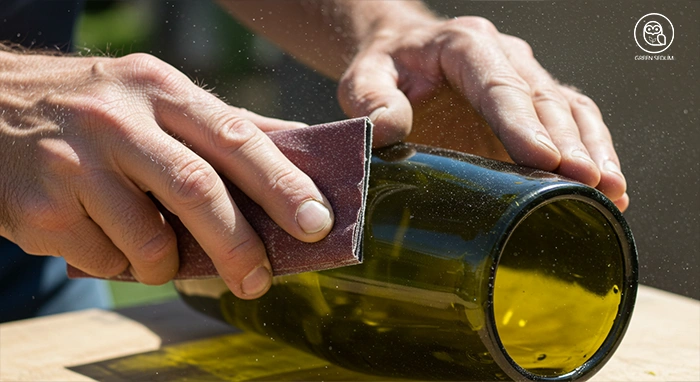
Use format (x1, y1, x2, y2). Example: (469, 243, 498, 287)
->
(493, 198, 624, 378)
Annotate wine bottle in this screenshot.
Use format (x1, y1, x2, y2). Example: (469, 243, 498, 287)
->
(176, 143, 638, 381)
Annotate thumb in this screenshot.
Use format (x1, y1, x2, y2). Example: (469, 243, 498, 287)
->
(337, 53, 413, 147)
(231, 106, 308, 133)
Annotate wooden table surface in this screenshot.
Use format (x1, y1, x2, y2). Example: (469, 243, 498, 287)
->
(1, 285, 698, 381)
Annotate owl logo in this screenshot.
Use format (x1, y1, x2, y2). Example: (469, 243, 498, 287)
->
(643, 21, 666, 46)
(634, 13, 674, 54)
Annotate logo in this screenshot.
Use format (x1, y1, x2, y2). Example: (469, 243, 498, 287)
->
(634, 13, 674, 54)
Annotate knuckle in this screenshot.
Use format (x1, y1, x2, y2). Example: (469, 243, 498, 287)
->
(221, 235, 264, 268)
(113, 206, 174, 267)
(559, 130, 582, 143)
(466, 16, 497, 34)
(510, 37, 533, 56)
(120, 53, 166, 79)
(531, 87, 569, 108)
(571, 95, 602, 115)
(135, 232, 172, 266)
(118, 53, 184, 94)
(210, 115, 262, 153)
(588, 137, 613, 150)
(484, 72, 532, 98)
(265, 165, 304, 198)
(446, 16, 497, 35)
(168, 157, 222, 209)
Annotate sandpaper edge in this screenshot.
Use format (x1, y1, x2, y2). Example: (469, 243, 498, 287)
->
(353, 117, 373, 265)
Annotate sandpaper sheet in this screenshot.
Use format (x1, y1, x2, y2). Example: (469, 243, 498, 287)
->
(68, 117, 372, 280)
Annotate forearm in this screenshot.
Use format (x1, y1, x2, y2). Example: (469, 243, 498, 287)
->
(217, 0, 437, 79)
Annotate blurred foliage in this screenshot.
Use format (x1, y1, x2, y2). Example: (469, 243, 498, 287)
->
(109, 281, 178, 309)
(73, 0, 282, 117)
(74, 1, 152, 55)
(74, 0, 258, 74)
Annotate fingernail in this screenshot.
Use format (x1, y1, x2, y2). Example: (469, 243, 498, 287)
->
(242, 266, 271, 296)
(369, 107, 388, 123)
(572, 149, 595, 163)
(536, 133, 559, 154)
(604, 160, 623, 176)
(296, 199, 332, 234)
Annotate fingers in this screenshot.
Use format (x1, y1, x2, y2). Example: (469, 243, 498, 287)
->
(337, 51, 413, 146)
(10, 200, 129, 278)
(116, 122, 275, 299)
(499, 36, 601, 187)
(558, 87, 627, 201)
(495, 35, 626, 206)
(432, 19, 627, 205)
(55, 218, 130, 278)
(438, 18, 561, 170)
(155, 84, 334, 245)
(79, 175, 178, 285)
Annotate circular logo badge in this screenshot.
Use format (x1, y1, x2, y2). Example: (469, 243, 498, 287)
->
(634, 13, 674, 54)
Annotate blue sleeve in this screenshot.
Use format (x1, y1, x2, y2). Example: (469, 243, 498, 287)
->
(0, 238, 113, 323)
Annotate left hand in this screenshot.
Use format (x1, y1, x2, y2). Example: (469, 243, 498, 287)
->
(337, 16, 629, 211)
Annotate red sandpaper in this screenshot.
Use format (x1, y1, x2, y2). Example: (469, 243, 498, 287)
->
(67, 117, 372, 280)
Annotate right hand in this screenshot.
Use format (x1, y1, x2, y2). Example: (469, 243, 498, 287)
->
(0, 52, 334, 299)
(336, 16, 629, 211)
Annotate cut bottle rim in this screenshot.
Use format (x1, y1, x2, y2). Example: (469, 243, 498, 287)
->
(486, 186, 638, 381)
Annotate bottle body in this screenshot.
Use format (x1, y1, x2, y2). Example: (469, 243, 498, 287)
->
(176, 144, 637, 381)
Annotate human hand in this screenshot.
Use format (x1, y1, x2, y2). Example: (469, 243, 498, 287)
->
(0, 52, 334, 298)
(337, 16, 629, 211)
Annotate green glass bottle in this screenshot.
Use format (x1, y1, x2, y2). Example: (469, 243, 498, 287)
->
(176, 143, 638, 381)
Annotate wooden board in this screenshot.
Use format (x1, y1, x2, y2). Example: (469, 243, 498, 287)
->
(592, 286, 700, 381)
(1, 285, 698, 381)
(0, 309, 161, 381)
